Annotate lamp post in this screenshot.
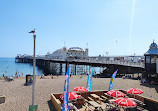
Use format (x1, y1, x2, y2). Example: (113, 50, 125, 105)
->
(29, 29, 36, 106)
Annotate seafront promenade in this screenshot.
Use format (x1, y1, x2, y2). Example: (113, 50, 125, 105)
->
(0, 75, 158, 111)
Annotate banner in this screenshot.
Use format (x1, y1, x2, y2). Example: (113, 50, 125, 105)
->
(87, 68, 93, 91)
(62, 67, 70, 111)
(109, 69, 118, 91)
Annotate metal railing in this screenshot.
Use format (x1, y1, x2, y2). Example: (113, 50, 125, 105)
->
(64, 59, 145, 68)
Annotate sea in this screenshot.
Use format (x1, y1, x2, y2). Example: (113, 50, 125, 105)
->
(0, 58, 105, 77)
(0, 58, 43, 77)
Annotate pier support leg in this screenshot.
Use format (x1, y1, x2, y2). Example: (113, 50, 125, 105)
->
(75, 64, 76, 75)
(132, 74, 134, 78)
(65, 63, 68, 75)
(84, 65, 86, 74)
(60, 63, 62, 75)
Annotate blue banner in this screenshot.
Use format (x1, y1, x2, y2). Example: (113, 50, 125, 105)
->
(87, 68, 93, 91)
(62, 67, 70, 111)
(109, 69, 118, 91)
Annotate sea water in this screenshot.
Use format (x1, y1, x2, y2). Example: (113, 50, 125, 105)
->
(0, 58, 43, 77)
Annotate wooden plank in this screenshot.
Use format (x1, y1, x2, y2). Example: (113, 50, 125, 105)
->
(90, 94, 100, 98)
(88, 101, 103, 110)
(101, 95, 108, 100)
(88, 97, 94, 101)
(50, 94, 62, 111)
(85, 105, 93, 111)
(56, 99, 61, 105)
(88, 101, 102, 108)
(69, 103, 79, 111)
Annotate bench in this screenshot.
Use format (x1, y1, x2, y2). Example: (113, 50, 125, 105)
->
(90, 94, 103, 103)
(101, 95, 108, 101)
(104, 93, 113, 99)
(88, 101, 103, 111)
(85, 105, 93, 111)
(87, 97, 94, 101)
(69, 103, 79, 111)
(105, 103, 116, 110)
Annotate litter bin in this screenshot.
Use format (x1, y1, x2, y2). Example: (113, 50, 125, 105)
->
(25, 74, 33, 86)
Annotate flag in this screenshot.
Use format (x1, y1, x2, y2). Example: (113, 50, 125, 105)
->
(62, 67, 70, 111)
(109, 69, 118, 91)
(87, 68, 93, 91)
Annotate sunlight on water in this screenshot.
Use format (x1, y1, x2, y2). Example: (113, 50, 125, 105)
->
(0, 58, 43, 77)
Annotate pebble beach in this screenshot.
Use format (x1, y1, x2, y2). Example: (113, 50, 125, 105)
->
(0, 75, 158, 111)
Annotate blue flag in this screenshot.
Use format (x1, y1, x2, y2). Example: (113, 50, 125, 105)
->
(109, 69, 118, 91)
(87, 68, 93, 91)
(62, 67, 70, 111)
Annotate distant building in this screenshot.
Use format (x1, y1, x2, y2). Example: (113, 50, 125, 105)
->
(46, 46, 89, 60)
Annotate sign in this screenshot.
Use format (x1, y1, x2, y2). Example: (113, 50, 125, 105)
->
(26, 74, 33, 85)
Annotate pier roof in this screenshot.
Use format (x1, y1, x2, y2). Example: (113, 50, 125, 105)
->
(145, 41, 158, 55)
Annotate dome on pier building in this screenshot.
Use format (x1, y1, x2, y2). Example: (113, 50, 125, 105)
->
(144, 41, 158, 55)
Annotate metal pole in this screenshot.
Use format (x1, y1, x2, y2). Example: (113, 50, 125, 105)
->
(32, 34, 36, 106)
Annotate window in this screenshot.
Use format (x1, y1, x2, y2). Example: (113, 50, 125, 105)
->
(146, 56, 150, 63)
(151, 56, 156, 63)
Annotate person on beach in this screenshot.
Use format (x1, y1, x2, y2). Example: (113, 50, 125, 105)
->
(151, 81, 155, 85)
(141, 78, 147, 83)
(15, 72, 17, 78)
(57, 73, 58, 78)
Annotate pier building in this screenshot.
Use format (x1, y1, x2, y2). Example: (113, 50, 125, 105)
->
(144, 41, 158, 76)
(45, 46, 88, 60)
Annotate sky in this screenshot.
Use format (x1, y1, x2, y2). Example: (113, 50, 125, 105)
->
(0, 0, 158, 57)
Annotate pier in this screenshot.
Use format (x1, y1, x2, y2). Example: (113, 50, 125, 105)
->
(15, 56, 144, 77)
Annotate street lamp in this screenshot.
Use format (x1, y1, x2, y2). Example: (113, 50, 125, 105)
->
(29, 29, 36, 107)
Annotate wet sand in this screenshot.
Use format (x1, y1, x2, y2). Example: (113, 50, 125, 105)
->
(0, 75, 158, 111)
